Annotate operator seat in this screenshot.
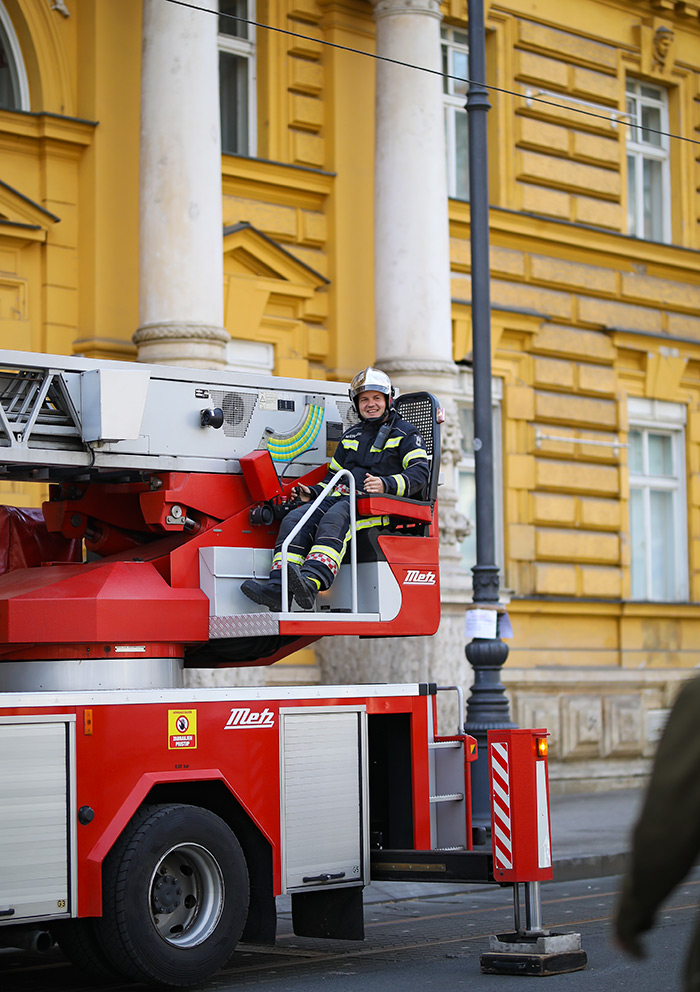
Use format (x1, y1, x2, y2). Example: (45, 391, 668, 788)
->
(355, 390, 441, 553)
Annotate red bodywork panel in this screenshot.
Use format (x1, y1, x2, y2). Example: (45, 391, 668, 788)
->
(488, 728, 553, 883)
(239, 450, 284, 502)
(1, 688, 435, 918)
(276, 533, 440, 638)
(0, 561, 208, 648)
(0, 463, 440, 663)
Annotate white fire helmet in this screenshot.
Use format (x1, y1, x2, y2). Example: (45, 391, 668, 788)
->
(348, 367, 394, 414)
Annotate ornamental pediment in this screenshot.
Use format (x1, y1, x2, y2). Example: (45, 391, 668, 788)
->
(0, 181, 59, 241)
(223, 222, 328, 290)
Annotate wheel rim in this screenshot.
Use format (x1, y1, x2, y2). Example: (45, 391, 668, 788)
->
(148, 843, 225, 948)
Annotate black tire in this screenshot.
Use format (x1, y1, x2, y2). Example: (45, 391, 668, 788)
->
(54, 918, 124, 983)
(94, 803, 249, 987)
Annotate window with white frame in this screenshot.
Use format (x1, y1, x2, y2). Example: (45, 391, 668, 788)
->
(628, 398, 687, 601)
(218, 0, 256, 157)
(455, 376, 503, 574)
(0, 2, 29, 111)
(625, 78, 671, 243)
(441, 26, 469, 201)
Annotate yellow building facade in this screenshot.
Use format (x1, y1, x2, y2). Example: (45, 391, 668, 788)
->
(1, 0, 700, 787)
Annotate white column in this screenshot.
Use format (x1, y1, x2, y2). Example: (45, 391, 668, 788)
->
(372, 0, 454, 390)
(319, 2, 470, 714)
(134, 0, 229, 368)
(371, 0, 464, 573)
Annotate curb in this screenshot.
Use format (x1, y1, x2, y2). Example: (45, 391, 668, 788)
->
(552, 852, 628, 883)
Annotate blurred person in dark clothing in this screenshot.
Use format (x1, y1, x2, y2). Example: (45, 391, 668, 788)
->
(616, 674, 700, 990)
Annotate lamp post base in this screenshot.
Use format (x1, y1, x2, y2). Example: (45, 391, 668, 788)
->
(465, 634, 516, 834)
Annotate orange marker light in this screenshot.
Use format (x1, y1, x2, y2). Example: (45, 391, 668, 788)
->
(84, 709, 93, 735)
(534, 735, 548, 758)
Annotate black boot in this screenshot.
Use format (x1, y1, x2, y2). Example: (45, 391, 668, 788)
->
(240, 578, 282, 612)
(287, 563, 318, 611)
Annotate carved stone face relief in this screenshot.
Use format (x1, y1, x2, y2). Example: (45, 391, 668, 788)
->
(652, 25, 674, 72)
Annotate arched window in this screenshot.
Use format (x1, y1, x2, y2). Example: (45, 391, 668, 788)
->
(0, 3, 29, 111)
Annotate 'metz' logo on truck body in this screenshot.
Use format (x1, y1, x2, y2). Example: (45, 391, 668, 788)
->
(225, 707, 275, 730)
(403, 569, 437, 585)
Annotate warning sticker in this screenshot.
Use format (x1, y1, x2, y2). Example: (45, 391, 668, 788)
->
(258, 390, 278, 411)
(168, 709, 198, 750)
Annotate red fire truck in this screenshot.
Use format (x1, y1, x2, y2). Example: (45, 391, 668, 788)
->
(0, 351, 551, 987)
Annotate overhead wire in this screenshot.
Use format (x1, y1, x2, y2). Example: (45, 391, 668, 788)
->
(165, 0, 700, 148)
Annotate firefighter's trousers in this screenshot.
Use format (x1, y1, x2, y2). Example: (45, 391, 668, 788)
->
(270, 496, 352, 591)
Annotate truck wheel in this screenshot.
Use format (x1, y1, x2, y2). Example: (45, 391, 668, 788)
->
(95, 803, 249, 987)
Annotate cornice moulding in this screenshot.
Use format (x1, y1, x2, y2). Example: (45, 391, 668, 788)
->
(449, 202, 700, 280)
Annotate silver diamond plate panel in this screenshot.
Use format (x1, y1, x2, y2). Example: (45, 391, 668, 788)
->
(209, 614, 280, 638)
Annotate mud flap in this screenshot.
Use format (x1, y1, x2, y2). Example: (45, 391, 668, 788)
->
(291, 886, 365, 940)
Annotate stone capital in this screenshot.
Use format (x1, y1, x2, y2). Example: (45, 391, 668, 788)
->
(133, 322, 230, 345)
(133, 321, 230, 369)
(371, 0, 442, 20)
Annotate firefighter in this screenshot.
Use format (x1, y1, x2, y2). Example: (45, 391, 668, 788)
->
(241, 367, 430, 612)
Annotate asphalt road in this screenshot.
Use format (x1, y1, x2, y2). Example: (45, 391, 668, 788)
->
(2, 872, 698, 992)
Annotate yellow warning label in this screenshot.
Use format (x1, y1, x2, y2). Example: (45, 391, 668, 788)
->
(168, 709, 197, 750)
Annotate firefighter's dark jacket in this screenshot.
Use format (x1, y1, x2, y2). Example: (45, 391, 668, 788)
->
(615, 674, 700, 989)
(309, 410, 430, 500)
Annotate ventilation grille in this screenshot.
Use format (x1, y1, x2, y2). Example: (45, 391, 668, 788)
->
(394, 396, 434, 455)
(337, 400, 359, 430)
(209, 390, 257, 438)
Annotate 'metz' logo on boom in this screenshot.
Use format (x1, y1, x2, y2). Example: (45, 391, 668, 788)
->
(225, 707, 275, 730)
(403, 569, 437, 585)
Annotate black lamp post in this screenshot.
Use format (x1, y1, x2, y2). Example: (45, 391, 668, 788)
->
(464, 0, 515, 833)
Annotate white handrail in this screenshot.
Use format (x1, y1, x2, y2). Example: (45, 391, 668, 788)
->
(280, 469, 358, 614)
(435, 685, 465, 736)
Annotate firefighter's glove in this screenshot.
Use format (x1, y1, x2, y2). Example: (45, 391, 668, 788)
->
(291, 484, 312, 503)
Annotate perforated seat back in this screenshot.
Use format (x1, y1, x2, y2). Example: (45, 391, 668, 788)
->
(393, 392, 441, 504)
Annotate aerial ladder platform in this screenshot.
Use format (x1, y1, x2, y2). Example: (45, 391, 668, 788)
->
(0, 350, 441, 688)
